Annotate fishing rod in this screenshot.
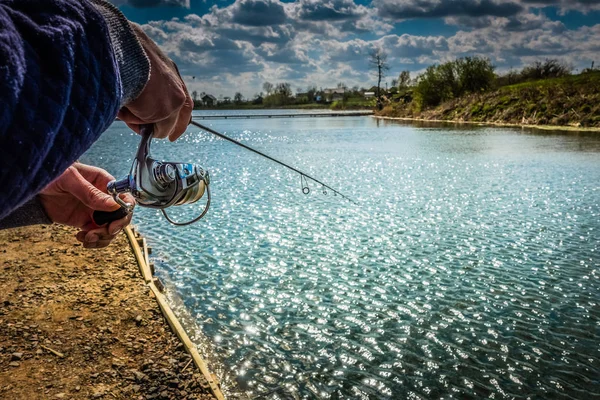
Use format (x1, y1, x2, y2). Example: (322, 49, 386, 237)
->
(189, 119, 358, 205)
(92, 121, 357, 227)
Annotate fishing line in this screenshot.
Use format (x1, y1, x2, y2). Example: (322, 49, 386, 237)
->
(189, 119, 358, 205)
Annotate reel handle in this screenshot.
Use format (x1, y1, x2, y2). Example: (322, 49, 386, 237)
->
(92, 207, 130, 226)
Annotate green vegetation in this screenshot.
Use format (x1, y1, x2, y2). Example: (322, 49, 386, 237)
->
(413, 57, 495, 110)
(379, 58, 600, 129)
(193, 82, 374, 111)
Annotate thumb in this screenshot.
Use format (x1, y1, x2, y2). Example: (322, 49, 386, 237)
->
(61, 167, 120, 212)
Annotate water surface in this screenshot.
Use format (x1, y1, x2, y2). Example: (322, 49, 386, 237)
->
(83, 113, 600, 399)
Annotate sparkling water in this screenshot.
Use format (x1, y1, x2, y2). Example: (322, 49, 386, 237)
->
(83, 113, 600, 399)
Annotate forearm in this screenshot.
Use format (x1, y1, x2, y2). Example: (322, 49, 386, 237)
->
(0, 0, 149, 221)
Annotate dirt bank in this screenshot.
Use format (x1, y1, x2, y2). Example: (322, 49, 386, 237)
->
(0, 224, 216, 400)
(374, 115, 600, 133)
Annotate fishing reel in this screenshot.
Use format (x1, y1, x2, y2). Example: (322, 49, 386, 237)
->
(92, 124, 211, 227)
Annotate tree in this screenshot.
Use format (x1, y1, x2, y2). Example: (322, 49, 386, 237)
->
(306, 85, 318, 101)
(398, 71, 410, 91)
(455, 57, 495, 93)
(263, 82, 294, 107)
(263, 81, 274, 95)
(191, 90, 198, 103)
(369, 48, 390, 110)
(414, 57, 495, 110)
(234, 92, 243, 104)
(276, 82, 292, 98)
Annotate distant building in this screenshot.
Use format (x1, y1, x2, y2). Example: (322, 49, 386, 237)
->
(363, 91, 375, 99)
(323, 88, 345, 102)
(202, 94, 217, 106)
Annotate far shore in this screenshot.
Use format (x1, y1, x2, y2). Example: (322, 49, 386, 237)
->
(374, 115, 600, 133)
(192, 106, 600, 133)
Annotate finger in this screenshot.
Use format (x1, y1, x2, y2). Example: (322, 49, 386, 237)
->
(84, 228, 113, 243)
(84, 211, 130, 240)
(73, 163, 116, 190)
(76, 231, 87, 243)
(118, 108, 146, 125)
(154, 112, 179, 139)
(124, 122, 141, 134)
(107, 211, 132, 235)
(82, 195, 134, 231)
(60, 167, 120, 212)
(169, 93, 193, 142)
(117, 109, 142, 134)
(83, 239, 113, 249)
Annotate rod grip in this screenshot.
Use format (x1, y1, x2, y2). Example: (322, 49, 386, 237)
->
(93, 207, 129, 226)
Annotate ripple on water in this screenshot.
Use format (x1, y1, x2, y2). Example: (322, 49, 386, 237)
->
(83, 117, 600, 399)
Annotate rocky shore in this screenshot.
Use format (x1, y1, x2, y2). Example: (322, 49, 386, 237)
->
(0, 224, 216, 400)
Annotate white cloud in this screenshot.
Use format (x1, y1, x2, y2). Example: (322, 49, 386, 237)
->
(136, 0, 600, 96)
(110, 0, 190, 8)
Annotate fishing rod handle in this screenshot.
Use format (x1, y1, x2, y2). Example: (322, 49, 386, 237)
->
(92, 207, 130, 226)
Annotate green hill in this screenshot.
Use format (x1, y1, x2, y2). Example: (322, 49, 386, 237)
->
(379, 71, 600, 129)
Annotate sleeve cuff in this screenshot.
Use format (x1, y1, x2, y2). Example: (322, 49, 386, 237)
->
(88, 0, 150, 105)
(0, 197, 52, 230)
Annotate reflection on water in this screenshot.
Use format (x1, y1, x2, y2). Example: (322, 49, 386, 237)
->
(83, 114, 600, 399)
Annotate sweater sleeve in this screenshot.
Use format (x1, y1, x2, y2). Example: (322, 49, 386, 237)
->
(0, 197, 52, 230)
(88, 0, 150, 105)
(0, 0, 149, 224)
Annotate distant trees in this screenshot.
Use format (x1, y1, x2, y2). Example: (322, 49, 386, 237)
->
(306, 85, 318, 102)
(397, 71, 410, 91)
(497, 59, 572, 86)
(263, 82, 294, 106)
(191, 90, 199, 108)
(263, 81, 274, 95)
(520, 59, 571, 81)
(234, 92, 243, 104)
(252, 93, 264, 105)
(276, 82, 292, 98)
(414, 56, 495, 109)
(369, 48, 390, 110)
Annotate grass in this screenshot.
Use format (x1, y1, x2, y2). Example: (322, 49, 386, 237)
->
(379, 71, 600, 129)
(502, 70, 600, 91)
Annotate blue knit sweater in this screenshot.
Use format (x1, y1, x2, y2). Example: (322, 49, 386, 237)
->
(0, 0, 149, 224)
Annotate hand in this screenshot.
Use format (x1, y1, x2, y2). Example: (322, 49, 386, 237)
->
(38, 163, 135, 249)
(117, 24, 193, 142)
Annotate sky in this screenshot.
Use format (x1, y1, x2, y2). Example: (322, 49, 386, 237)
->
(109, 0, 600, 99)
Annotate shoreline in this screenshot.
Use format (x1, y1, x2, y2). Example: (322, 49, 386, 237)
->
(0, 225, 220, 400)
(374, 115, 600, 133)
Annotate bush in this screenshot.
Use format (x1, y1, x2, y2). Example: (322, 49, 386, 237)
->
(497, 59, 572, 87)
(455, 57, 495, 93)
(520, 59, 571, 81)
(414, 57, 495, 109)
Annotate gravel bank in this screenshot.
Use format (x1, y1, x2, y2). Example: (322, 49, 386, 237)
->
(0, 224, 217, 400)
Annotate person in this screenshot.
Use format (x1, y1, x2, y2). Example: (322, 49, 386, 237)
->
(0, 0, 193, 248)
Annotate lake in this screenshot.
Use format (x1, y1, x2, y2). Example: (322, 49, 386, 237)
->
(82, 111, 600, 399)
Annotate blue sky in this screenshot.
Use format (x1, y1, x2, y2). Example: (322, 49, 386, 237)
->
(109, 0, 600, 98)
